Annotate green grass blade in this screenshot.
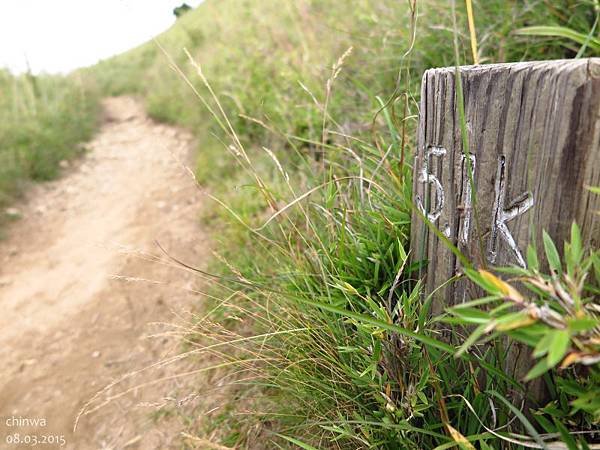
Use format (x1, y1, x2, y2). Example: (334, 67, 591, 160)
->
(276, 434, 321, 450)
(515, 26, 600, 51)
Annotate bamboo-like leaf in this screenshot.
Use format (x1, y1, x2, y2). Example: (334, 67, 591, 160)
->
(567, 316, 598, 333)
(478, 270, 524, 302)
(543, 231, 561, 274)
(456, 323, 488, 357)
(570, 222, 583, 267)
(533, 331, 554, 358)
(525, 358, 551, 381)
(465, 269, 502, 295)
(547, 329, 570, 368)
(527, 244, 539, 271)
(495, 311, 536, 332)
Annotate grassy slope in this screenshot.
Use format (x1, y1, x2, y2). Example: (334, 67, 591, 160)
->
(0, 70, 100, 217)
(91, 1, 599, 448)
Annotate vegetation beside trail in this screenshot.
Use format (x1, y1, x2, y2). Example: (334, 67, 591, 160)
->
(0, 70, 99, 215)
(91, 1, 600, 448)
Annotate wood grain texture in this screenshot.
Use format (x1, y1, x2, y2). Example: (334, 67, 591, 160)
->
(412, 59, 600, 313)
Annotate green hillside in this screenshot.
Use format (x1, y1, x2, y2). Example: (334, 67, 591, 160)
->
(89, 1, 600, 448)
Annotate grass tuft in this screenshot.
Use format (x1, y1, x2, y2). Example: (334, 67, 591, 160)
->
(0, 69, 100, 215)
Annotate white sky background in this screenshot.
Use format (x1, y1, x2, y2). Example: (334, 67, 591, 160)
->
(0, 1, 203, 75)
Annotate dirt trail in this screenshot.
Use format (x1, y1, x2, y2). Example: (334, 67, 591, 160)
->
(0, 97, 208, 449)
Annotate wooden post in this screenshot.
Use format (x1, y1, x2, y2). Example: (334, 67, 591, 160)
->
(412, 59, 600, 312)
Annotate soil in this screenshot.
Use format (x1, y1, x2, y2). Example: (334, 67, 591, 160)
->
(0, 97, 211, 449)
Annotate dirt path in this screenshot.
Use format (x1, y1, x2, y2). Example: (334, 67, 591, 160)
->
(0, 97, 208, 449)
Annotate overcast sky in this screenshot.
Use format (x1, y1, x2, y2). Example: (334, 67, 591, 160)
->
(0, 1, 203, 75)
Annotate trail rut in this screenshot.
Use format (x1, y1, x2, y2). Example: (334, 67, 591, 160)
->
(0, 97, 208, 449)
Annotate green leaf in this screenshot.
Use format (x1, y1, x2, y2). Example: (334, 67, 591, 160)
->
(448, 295, 499, 310)
(451, 307, 491, 325)
(565, 223, 584, 277)
(532, 413, 556, 434)
(552, 418, 578, 450)
(527, 244, 539, 271)
(525, 358, 551, 381)
(515, 26, 600, 52)
(375, 95, 399, 146)
(506, 323, 548, 347)
(570, 222, 583, 266)
(592, 253, 600, 286)
(495, 311, 536, 331)
(464, 268, 503, 296)
(533, 332, 554, 358)
(456, 323, 487, 357)
(570, 391, 600, 416)
(543, 231, 561, 274)
(567, 316, 598, 333)
(547, 329, 570, 368)
(276, 434, 320, 450)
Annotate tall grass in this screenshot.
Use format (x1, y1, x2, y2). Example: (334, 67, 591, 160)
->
(0, 69, 100, 211)
(90, 0, 599, 447)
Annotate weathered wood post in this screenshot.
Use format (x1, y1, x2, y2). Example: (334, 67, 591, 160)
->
(412, 59, 600, 316)
(411, 58, 600, 396)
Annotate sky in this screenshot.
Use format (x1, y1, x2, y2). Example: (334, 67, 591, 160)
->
(0, 1, 203, 75)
